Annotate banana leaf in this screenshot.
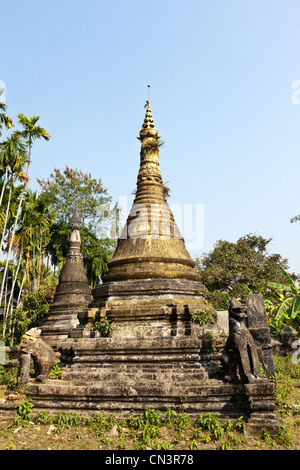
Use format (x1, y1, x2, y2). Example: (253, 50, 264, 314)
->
(267, 282, 290, 292)
(279, 267, 298, 295)
(275, 296, 294, 320)
(291, 296, 300, 319)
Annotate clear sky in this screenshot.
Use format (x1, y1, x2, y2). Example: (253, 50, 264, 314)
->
(1, 0, 300, 275)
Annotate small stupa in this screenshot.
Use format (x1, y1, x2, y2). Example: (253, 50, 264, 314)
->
(41, 207, 92, 347)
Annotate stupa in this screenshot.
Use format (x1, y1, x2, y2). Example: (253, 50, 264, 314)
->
(87, 91, 208, 339)
(10, 89, 278, 434)
(40, 207, 92, 347)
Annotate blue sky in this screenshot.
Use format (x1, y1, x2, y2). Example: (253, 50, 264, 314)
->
(1, 0, 300, 274)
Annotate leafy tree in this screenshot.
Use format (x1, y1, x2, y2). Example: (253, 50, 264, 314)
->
(37, 166, 110, 229)
(82, 228, 114, 288)
(195, 234, 289, 309)
(38, 166, 118, 286)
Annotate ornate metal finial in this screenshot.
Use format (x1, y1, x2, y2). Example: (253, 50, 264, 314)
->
(69, 204, 83, 231)
(139, 84, 159, 141)
(144, 84, 151, 109)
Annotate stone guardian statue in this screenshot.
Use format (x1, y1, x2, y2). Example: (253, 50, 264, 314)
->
(18, 328, 57, 384)
(221, 298, 265, 383)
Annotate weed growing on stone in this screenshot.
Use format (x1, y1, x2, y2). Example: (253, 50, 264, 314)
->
(191, 309, 215, 326)
(49, 365, 62, 380)
(94, 318, 113, 337)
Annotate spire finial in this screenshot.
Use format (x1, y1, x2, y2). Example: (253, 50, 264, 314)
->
(69, 203, 83, 231)
(139, 84, 159, 140)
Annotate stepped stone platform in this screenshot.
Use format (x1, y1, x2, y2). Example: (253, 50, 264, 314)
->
(22, 332, 277, 434)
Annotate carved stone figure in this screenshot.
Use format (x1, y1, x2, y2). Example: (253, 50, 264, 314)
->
(221, 298, 265, 383)
(18, 328, 57, 384)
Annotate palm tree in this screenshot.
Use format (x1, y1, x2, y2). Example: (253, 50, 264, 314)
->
(18, 190, 53, 291)
(0, 151, 9, 209)
(0, 103, 13, 137)
(15, 114, 50, 178)
(4, 191, 53, 341)
(1, 116, 50, 337)
(0, 134, 27, 254)
(0, 103, 14, 220)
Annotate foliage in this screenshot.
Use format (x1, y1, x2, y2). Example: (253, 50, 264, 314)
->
(49, 365, 62, 380)
(0, 364, 17, 386)
(196, 412, 245, 437)
(197, 412, 221, 432)
(37, 166, 111, 228)
(267, 267, 300, 333)
(81, 227, 114, 287)
(191, 309, 215, 326)
(4, 282, 56, 344)
(0, 103, 13, 137)
(8, 398, 35, 427)
(0, 109, 50, 340)
(38, 166, 117, 286)
(195, 234, 289, 309)
(174, 411, 191, 436)
(94, 318, 113, 337)
(290, 214, 300, 224)
(34, 411, 55, 425)
(273, 355, 300, 415)
(56, 412, 82, 430)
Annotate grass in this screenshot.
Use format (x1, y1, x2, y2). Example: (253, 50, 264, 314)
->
(0, 355, 299, 450)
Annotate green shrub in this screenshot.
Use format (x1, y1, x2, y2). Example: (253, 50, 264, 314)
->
(191, 309, 215, 326)
(16, 398, 34, 421)
(94, 318, 113, 337)
(49, 365, 62, 380)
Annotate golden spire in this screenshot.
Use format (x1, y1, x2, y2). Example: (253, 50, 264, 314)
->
(101, 89, 201, 283)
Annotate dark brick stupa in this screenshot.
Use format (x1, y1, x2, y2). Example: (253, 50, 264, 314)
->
(41, 207, 92, 347)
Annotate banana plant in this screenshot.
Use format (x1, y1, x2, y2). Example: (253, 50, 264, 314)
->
(267, 267, 300, 321)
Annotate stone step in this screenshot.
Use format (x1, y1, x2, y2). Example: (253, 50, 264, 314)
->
(23, 378, 252, 421)
(61, 369, 209, 382)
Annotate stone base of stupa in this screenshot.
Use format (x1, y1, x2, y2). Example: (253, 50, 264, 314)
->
(22, 332, 278, 435)
(11, 304, 277, 435)
(0, 290, 279, 434)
